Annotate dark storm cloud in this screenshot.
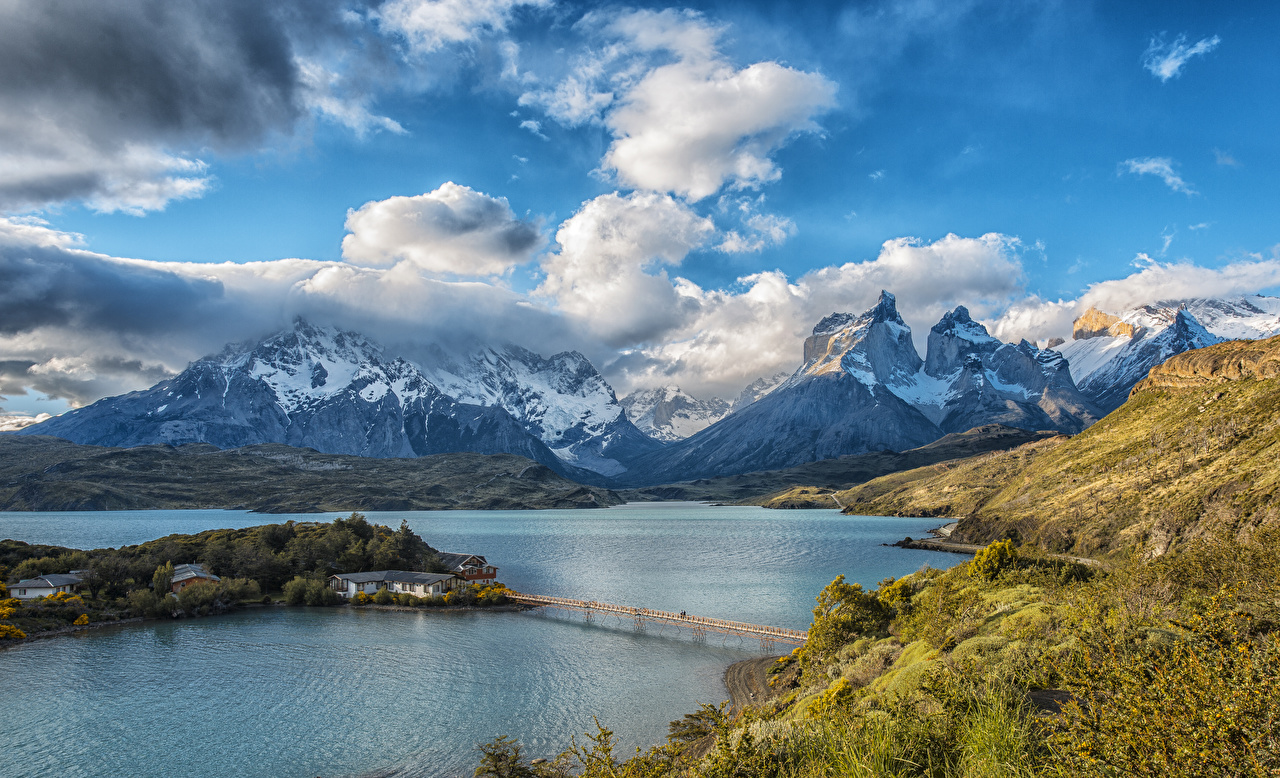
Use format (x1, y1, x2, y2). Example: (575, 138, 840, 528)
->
(0, 239, 227, 336)
(0, 0, 302, 147)
(0, 0, 402, 211)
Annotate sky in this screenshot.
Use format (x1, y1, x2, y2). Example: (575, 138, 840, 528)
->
(2, 0, 1280, 420)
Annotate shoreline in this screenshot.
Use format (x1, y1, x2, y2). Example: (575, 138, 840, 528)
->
(0, 600, 534, 650)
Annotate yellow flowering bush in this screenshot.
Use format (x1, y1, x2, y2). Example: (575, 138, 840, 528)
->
(0, 624, 26, 640)
(1047, 587, 1280, 776)
(73, 614, 89, 626)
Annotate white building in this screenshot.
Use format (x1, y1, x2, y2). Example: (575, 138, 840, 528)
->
(328, 570, 456, 599)
(11, 573, 83, 599)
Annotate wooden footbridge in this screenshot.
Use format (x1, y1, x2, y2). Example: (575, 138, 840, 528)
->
(507, 592, 808, 652)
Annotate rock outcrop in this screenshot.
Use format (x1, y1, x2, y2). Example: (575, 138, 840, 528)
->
(1131, 333, 1280, 394)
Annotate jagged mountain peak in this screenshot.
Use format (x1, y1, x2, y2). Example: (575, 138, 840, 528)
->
(418, 341, 658, 475)
(1059, 303, 1226, 412)
(799, 291, 920, 384)
(620, 385, 731, 443)
(867, 290, 904, 324)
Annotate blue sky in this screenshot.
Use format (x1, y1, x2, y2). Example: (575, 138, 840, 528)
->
(2, 0, 1279, 418)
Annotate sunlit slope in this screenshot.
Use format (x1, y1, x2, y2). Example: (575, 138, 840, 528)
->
(836, 335, 1280, 558)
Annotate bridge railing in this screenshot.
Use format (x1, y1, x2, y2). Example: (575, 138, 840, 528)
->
(507, 591, 809, 644)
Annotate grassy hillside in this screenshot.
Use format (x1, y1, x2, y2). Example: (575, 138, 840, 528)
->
(619, 425, 1053, 505)
(836, 335, 1280, 559)
(478, 534, 1280, 777)
(0, 436, 622, 512)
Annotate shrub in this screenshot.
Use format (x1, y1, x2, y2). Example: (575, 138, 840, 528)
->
(1046, 587, 1280, 777)
(126, 589, 171, 618)
(73, 614, 89, 626)
(176, 580, 223, 615)
(282, 576, 311, 606)
(0, 624, 26, 640)
(803, 575, 891, 665)
(372, 588, 393, 606)
(282, 576, 339, 607)
(971, 539, 1016, 582)
(352, 591, 372, 606)
(221, 577, 262, 603)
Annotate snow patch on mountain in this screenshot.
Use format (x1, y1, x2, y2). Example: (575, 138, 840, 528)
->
(418, 344, 660, 474)
(620, 386, 731, 442)
(729, 372, 790, 413)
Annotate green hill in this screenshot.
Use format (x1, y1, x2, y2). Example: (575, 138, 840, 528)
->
(0, 436, 622, 512)
(836, 335, 1280, 558)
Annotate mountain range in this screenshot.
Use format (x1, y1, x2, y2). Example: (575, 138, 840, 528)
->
(12, 292, 1280, 489)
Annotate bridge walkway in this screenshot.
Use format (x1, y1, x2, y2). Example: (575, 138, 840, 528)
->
(507, 591, 808, 652)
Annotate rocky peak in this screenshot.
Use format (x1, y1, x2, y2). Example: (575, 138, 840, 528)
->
(1073, 307, 1136, 340)
(803, 291, 908, 366)
(797, 291, 921, 386)
(812, 312, 857, 337)
(924, 306, 1001, 377)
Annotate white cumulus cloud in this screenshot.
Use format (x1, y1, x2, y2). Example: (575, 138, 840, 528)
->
(341, 182, 544, 276)
(538, 191, 716, 346)
(521, 9, 837, 201)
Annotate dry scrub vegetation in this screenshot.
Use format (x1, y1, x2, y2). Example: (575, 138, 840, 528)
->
(479, 535, 1280, 778)
(835, 336, 1280, 559)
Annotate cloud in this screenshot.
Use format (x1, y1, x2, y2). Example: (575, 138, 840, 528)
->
(1143, 33, 1221, 82)
(297, 59, 406, 138)
(989, 256, 1280, 346)
(521, 9, 837, 201)
(1121, 157, 1196, 195)
(1213, 148, 1240, 167)
(716, 199, 796, 253)
(0, 0, 565, 214)
(0, 0, 307, 213)
(341, 182, 543, 276)
(600, 232, 1028, 396)
(518, 119, 548, 139)
(0, 214, 581, 405)
(868, 170, 885, 180)
(538, 192, 716, 345)
(373, 0, 552, 55)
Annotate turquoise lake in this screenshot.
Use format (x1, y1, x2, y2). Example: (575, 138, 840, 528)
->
(0, 503, 967, 777)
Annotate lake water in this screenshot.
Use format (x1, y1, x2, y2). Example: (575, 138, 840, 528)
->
(0, 504, 966, 777)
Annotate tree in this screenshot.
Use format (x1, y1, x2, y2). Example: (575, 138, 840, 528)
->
(152, 561, 174, 594)
(475, 736, 536, 778)
(805, 575, 891, 662)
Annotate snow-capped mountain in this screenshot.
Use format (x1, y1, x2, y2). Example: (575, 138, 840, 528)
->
(17, 320, 572, 473)
(620, 386, 731, 442)
(789, 296, 1096, 435)
(622, 291, 1096, 485)
(729, 372, 790, 413)
(1055, 297, 1280, 411)
(905, 306, 1098, 434)
(417, 344, 662, 476)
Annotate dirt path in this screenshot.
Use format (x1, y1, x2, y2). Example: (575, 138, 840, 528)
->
(724, 656, 781, 711)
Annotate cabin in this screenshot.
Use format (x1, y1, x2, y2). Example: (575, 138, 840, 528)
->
(170, 563, 220, 593)
(11, 573, 83, 600)
(328, 570, 457, 599)
(436, 553, 499, 585)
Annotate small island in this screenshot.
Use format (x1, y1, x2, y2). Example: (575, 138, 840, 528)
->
(0, 513, 512, 643)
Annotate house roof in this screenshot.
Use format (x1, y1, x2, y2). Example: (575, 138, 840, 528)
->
(14, 573, 82, 589)
(172, 563, 220, 583)
(436, 552, 492, 571)
(330, 570, 456, 586)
